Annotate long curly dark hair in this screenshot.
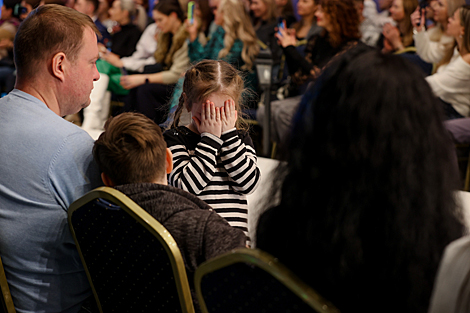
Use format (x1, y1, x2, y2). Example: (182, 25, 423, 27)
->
(319, 0, 361, 47)
(256, 45, 465, 313)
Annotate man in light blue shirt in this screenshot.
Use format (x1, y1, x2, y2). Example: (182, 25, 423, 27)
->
(0, 5, 102, 313)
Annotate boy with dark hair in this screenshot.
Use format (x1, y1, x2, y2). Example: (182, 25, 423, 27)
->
(93, 112, 246, 298)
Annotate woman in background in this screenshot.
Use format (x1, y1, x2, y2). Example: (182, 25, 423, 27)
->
(426, 5, 470, 119)
(411, 0, 464, 65)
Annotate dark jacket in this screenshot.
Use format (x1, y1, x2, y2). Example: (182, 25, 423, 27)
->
(114, 183, 246, 274)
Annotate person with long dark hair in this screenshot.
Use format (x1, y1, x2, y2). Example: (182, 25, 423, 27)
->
(256, 45, 465, 313)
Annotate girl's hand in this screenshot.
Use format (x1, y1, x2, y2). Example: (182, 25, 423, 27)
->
(275, 23, 296, 48)
(220, 99, 237, 133)
(120, 74, 146, 90)
(194, 100, 222, 137)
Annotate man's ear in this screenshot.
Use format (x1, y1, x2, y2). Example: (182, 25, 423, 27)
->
(165, 148, 173, 174)
(51, 52, 67, 82)
(101, 172, 115, 187)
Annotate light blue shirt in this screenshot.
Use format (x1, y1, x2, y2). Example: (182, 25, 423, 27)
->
(0, 90, 102, 313)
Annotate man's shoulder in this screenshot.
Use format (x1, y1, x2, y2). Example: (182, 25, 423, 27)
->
(0, 90, 94, 153)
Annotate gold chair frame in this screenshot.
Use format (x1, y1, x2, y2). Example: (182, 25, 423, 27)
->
(68, 186, 195, 313)
(194, 248, 340, 313)
(0, 256, 16, 313)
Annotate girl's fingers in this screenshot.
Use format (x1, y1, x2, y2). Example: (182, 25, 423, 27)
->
(201, 101, 206, 120)
(215, 106, 221, 121)
(220, 106, 226, 121)
(210, 102, 216, 119)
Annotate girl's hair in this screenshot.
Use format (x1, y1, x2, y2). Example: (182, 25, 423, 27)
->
(397, 0, 419, 47)
(319, 0, 361, 47)
(171, 60, 248, 131)
(153, 0, 187, 66)
(219, 0, 260, 70)
(261, 45, 464, 312)
(460, 5, 470, 52)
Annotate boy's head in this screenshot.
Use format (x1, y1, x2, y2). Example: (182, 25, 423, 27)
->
(93, 112, 173, 186)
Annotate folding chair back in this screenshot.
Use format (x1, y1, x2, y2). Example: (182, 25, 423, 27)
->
(195, 248, 339, 313)
(68, 187, 194, 313)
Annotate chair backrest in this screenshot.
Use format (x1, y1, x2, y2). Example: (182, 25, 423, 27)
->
(68, 186, 194, 313)
(0, 256, 16, 313)
(195, 248, 340, 313)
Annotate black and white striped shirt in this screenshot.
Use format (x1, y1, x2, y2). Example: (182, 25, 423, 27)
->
(163, 126, 261, 240)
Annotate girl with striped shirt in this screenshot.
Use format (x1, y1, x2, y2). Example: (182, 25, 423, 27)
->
(163, 60, 261, 243)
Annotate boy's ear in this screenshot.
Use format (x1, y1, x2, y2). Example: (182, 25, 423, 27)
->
(165, 148, 173, 174)
(101, 172, 115, 187)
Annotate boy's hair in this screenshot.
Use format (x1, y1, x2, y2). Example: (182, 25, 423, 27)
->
(93, 112, 168, 185)
(171, 59, 248, 130)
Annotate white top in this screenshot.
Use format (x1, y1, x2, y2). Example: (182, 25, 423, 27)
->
(428, 235, 470, 313)
(414, 27, 455, 64)
(426, 52, 470, 117)
(121, 23, 158, 73)
(361, 0, 394, 46)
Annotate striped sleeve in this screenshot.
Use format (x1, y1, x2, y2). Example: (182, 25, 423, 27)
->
(219, 129, 261, 195)
(166, 131, 223, 195)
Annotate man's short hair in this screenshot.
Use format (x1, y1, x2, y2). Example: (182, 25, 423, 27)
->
(93, 113, 168, 185)
(14, 4, 99, 79)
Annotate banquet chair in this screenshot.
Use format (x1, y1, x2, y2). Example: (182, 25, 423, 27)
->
(194, 248, 340, 313)
(68, 187, 195, 313)
(0, 255, 16, 313)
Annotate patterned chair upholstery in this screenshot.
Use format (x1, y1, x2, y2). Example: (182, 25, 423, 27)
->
(195, 248, 339, 313)
(68, 187, 194, 313)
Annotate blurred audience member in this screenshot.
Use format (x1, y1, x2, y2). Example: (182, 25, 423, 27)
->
(275, 0, 297, 25)
(119, 0, 192, 124)
(82, 10, 157, 139)
(74, 0, 112, 44)
(0, 0, 22, 94)
(259, 0, 361, 145)
(426, 5, 470, 119)
(411, 0, 464, 65)
(381, 0, 418, 52)
(257, 45, 465, 313)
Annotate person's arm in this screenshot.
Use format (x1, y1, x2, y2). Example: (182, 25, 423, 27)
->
(414, 28, 454, 64)
(120, 24, 158, 72)
(164, 129, 222, 195)
(284, 45, 313, 74)
(426, 56, 470, 100)
(119, 40, 190, 89)
(159, 41, 190, 84)
(219, 129, 261, 195)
